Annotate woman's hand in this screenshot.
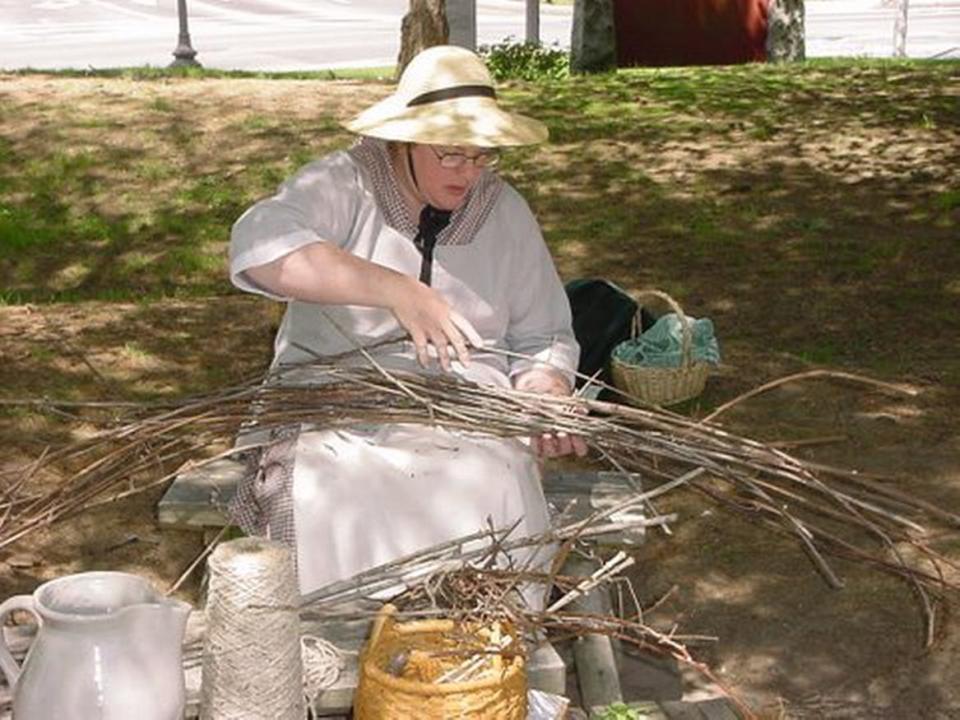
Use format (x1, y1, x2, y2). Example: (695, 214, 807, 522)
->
(512, 369, 589, 459)
(387, 276, 483, 371)
(244, 242, 483, 372)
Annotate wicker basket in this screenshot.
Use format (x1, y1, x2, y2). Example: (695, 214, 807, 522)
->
(354, 605, 527, 720)
(610, 290, 710, 406)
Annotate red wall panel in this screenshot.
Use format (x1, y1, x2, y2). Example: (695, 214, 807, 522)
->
(613, 0, 769, 67)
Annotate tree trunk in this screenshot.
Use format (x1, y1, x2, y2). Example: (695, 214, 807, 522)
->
(766, 0, 805, 62)
(397, 0, 449, 79)
(570, 0, 617, 74)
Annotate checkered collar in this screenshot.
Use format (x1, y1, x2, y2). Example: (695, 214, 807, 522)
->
(347, 137, 503, 247)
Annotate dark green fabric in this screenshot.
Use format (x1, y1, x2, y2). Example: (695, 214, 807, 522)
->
(565, 279, 655, 387)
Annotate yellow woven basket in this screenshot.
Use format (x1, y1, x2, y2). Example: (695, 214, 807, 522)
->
(610, 289, 710, 407)
(354, 605, 527, 720)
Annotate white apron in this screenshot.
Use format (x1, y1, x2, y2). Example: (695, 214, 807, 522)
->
(291, 423, 554, 600)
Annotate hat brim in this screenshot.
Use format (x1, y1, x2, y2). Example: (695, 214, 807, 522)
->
(343, 96, 548, 147)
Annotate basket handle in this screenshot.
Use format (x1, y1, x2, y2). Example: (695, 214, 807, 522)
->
(631, 289, 695, 368)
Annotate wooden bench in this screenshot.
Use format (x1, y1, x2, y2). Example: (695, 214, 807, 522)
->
(158, 451, 648, 717)
(0, 464, 744, 718)
(158, 455, 649, 544)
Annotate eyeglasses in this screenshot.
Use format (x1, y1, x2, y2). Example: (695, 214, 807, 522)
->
(429, 146, 500, 169)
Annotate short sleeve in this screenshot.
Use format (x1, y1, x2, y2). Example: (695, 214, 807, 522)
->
(499, 189, 580, 386)
(229, 152, 362, 299)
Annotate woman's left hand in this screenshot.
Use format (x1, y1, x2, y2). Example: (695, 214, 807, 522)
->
(512, 369, 589, 459)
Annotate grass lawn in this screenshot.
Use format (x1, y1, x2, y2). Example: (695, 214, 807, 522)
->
(2, 60, 957, 375)
(1, 58, 959, 716)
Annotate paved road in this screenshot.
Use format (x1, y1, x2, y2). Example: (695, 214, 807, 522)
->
(0, 0, 957, 71)
(0, 0, 572, 71)
(806, 0, 959, 59)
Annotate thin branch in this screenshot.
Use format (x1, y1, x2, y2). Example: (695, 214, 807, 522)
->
(701, 369, 918, 424)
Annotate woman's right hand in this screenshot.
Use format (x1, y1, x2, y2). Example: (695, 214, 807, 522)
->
(388, 276, 482, 371)
(242, 243, 482, 371)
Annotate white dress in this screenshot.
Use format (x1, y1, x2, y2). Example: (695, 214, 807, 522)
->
(229, 139, 578, 598)
(291, 424, 554, 595)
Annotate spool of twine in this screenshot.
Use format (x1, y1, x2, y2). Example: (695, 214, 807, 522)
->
(200, 537, 305, 720)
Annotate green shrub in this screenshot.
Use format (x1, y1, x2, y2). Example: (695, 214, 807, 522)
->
(479, 38, 569, 81)
(596, 703, 644, 720)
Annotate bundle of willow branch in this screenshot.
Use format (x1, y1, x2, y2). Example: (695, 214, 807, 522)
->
(389, 564, 711, 683)
(298, 470, 695, 613)
(1, 359, 957, 642)
(178, 525, 741, 708)
(293, 520, 747, 713)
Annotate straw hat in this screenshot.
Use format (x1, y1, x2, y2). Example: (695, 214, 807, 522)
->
(344, 45, 548, 147)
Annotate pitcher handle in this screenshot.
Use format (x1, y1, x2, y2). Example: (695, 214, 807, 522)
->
(0, 595, 37, 689)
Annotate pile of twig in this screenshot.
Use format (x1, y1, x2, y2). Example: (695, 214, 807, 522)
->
(292, 511, 744, 711)
(387, 562, 707, 680)
(2, 357, 958, 642)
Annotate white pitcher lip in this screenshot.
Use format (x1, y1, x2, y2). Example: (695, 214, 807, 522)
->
(34, 571, 188, 623)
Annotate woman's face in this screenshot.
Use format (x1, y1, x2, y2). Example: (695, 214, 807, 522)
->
(407, 144, 498, 211)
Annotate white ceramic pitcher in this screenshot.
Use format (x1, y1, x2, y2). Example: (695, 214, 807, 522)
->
(0, 571, 192, 720)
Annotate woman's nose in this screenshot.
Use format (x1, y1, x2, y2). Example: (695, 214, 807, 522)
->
(456, 162, 484, 179)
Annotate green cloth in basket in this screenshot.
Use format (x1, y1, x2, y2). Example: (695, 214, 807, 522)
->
(612, 313, 721, 368)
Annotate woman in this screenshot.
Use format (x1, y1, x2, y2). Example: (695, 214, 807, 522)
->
(228, 45, 585, 596)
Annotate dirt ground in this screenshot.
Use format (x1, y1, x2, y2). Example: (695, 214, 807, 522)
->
(2, 297, 958, 719)
(1, 72, 959, 718)
(625, 370, 960, 719)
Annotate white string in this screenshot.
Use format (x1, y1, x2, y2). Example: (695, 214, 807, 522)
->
(301, 635, 345, 716)
(200, 538, 305, 720)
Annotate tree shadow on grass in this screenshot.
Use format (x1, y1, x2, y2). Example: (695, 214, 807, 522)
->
(528, 150, 959, 384)
(517, 60, 960, 146)
(0, 88, 351, 302)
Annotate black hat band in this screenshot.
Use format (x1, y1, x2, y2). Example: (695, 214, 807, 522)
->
(407, 85, 496, 107)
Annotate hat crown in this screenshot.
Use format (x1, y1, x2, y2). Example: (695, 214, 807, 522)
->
(343, 45, 547, 147)
(397, 45, 493, 104)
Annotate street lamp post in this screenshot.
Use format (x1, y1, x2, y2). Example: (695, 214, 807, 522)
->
(171, 0, 201, 67)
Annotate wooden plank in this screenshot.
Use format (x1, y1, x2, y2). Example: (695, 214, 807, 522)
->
(623, 650, 683, 701)
(545, 471, 647, 545)
(157, 456, 246, 529)
(528, 640, 568, 697)
(543, 470, 642, 494)
(159, 460, 646, 539)
(659, 698, 743, 720)
(157, 426, 271, 530)
(659, 699, 709, 720)
(564, 554, 624, 710)
(695, 698, 742, 720)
